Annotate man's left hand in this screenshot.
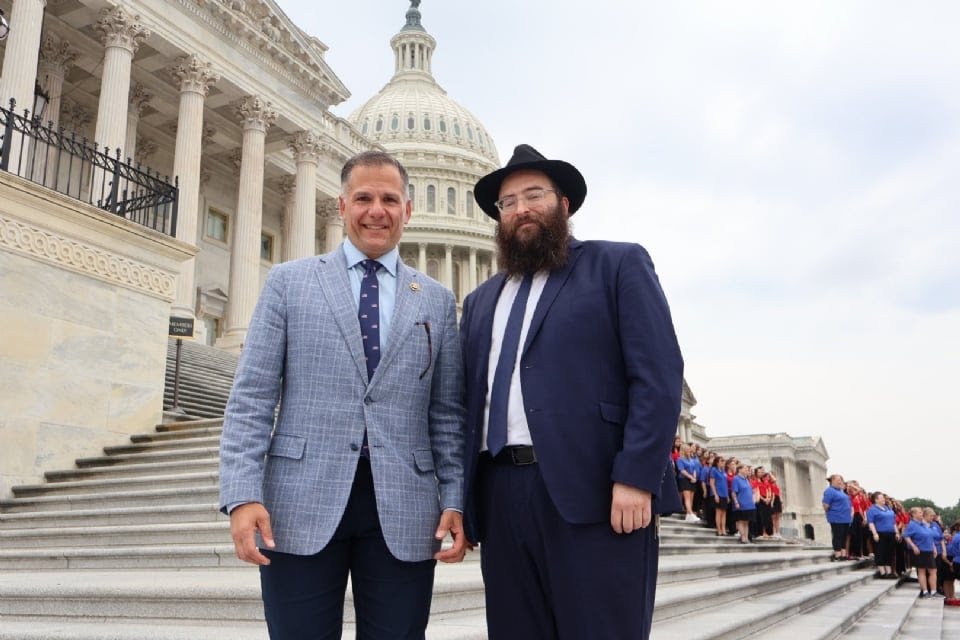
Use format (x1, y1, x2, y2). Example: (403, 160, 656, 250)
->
(610, 482, 652, 534)
(433, 509, 467, 563)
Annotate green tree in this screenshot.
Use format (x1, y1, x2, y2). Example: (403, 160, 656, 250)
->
(941, 499, 960, 526)
(902, 497, 938, 511)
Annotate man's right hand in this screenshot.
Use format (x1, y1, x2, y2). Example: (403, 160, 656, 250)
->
(229, 502, 275, 565)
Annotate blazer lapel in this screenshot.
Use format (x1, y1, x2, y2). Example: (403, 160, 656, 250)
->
(315, 247, 368, 382)
(522, 239, 585, 354)
(371, 261, 423, 385)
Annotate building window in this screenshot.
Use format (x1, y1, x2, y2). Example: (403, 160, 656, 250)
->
(408, 183, 415, 206)
(391, 114, 399, 131)
(452, 262, 461, 301)
(206, 208, 229, 244)
(361, 119, 369, 135)
(375, 116, 383, 132)
(467, 125, 474, 141)
(427, 259, 439, 280)
(447, 187, 456, 215)
(453, 122, 461, 138)
(427, 185, 436, 212)
(466, 190, 474, 218)
(423, 116, 431, 131)
(407, 115, 415, 130)
(201, 316, 220, 347)
(260, 233, 275, 262)
(439, 118, 447, 133)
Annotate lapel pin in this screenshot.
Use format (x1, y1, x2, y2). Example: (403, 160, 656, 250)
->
(410, 282, 420, 292)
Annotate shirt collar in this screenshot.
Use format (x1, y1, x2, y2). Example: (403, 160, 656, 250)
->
(342, 237, 399, 277)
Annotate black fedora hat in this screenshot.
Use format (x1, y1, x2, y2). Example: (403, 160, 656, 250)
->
(474, 144, 587, 220)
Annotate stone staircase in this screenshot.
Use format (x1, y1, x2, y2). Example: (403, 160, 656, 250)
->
(0, 343, 956, 637)
(163, 339, 238, 418)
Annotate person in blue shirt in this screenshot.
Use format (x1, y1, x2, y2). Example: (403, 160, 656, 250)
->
(676, 444, 700, 523)
(822, 474, 852, 561)
(925, 507, 948, 597)
(903, 507, 937, 597)
(730, 464, 756, 544)
(945, 520, 960, 605)
(866, 492, 897, 578)
(709, 456, 729, 537)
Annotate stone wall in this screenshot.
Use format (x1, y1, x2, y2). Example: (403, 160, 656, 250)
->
(0, 172, 195, 497)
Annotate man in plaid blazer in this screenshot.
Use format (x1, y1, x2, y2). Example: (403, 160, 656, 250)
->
(219, 151, 466, 639)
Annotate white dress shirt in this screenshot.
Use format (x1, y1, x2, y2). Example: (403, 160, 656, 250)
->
(481, 271, 549, 451)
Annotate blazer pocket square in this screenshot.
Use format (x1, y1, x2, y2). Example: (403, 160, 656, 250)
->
(413, 449, 435, 472)
(268, 433, 307, 460)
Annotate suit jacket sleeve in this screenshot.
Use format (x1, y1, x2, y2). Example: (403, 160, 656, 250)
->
(427, 287, 466, 512)
(218, 265, 287, 512)
(611, 244, 684, 495)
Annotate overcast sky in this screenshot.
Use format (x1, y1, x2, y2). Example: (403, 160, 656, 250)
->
(277, 1, 959, 508)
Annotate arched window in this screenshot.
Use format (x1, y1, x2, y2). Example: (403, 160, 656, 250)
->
(439, 118, 447, 133)
(466, 125, 474, 141)
(361, 120, 369, 135)
(423, 116, 431, 131)
(465, 190, 474, 218)
(391, 115, 399, 131)
(407, 115, 415, 130)
(447, 187, 456, 215)
(426, 185, 436, 212)
(453, 122, 461, 138)
(375, 117, 383, 132)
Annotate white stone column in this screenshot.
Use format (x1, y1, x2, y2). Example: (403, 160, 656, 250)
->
(37, 34, 77, 187)
(276, 175, 296, 262)
(418, 243, 427, 273)
(0, 0, 46, 112)
(287, 131, 322, 260)
(0, 0, 46, 173)
(169, 55, 219, 321)
(323, 199, 343, 252)
(92, 6, 149, 201)
(491, 251, 499, 274)
(124, 83, 151, 164)
(219, 96, 277, 352)
(468, 246, 478, 292)
(443, 244, 453, 288)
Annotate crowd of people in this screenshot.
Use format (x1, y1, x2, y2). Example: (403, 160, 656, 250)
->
(820, 473, 959, 605)
(670, 439, 784, 543)
(670, 441, 960, 606)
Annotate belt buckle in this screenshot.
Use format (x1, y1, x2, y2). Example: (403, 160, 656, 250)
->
(509, 446, 536, 466)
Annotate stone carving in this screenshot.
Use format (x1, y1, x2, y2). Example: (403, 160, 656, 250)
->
(0, 213, 176, 300)
(169, 54, 220, 96)
(39, 34, 79, 73)
(128, 83, 153, 115)
(233, 95, 278, 131)
(135, 135, 158, 164)
(288, 130, 323, 164)
(96, 6, 151, 52)
(62, 99, 92, 133)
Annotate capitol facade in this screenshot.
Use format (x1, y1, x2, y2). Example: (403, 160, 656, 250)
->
(0, 0, 829, 540)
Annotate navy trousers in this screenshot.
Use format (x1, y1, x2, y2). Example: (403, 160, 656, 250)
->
(478, 456, 661, 640)
(259, 458, 436, 640)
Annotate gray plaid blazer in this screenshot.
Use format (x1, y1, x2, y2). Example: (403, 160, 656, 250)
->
(219, 245, 465, 562)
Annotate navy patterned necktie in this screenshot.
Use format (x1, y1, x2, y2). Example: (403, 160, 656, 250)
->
(486, 273, 534, 457)
(358, 259, 382, 381)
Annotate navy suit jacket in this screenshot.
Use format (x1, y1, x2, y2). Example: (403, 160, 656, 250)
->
(460, 239, 683, 541)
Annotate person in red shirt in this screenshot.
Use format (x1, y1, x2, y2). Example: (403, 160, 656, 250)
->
(768, 471, 783, 539)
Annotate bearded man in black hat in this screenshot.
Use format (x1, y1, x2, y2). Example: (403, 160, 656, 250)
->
(459, 144, 684, 639)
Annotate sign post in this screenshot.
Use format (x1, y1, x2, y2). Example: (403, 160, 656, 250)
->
(168, 317, 195, 416)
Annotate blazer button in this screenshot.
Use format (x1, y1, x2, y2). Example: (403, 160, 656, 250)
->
(350, 443, 359, 451)
(364, 397, 373, 405)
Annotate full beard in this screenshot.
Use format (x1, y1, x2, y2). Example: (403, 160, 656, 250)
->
(495, 203, 570, 277)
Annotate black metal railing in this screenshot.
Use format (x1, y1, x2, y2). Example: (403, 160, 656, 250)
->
(1, 99, 178, 237)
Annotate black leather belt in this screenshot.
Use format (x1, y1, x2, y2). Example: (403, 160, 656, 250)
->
(486, 445, 537, 466)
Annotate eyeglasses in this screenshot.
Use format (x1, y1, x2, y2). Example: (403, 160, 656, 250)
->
(495, 187, 556, 214)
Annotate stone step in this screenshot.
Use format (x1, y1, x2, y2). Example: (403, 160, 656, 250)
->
(657, 550, 832, 585)
(651, 569, 881, 639)
(103, 435, 222, 454)
(831, 584, 918, 639)
(0, 503, 225, 529)
(0, 485, 219, 513)
(11, 471, 220, 498)
(0, 544, 244, 570)
(44, 457, 218, 484)
(892, 592, 948, 639)
(740, 578, 896, 639)
(131, 425, 223, 443)
(0, 521, 231, 549)
(72, 445, 221, 469)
